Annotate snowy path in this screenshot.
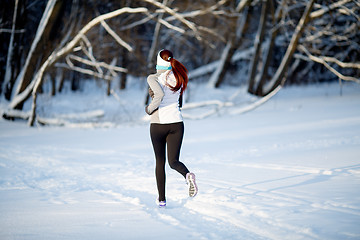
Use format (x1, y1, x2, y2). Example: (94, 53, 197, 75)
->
(1, 83, 360, 239)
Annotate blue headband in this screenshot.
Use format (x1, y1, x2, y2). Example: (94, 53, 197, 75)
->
(156, 65, 172, 70)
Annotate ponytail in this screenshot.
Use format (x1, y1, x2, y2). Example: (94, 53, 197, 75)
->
(159, 49, 188, 95)
(170, 58, 188, 95)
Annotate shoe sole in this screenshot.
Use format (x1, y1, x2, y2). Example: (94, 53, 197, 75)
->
(188, 173, 198, 197)
(156, 198, 166, 208)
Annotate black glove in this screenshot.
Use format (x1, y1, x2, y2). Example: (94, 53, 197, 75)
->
(149, 87, 154, 99)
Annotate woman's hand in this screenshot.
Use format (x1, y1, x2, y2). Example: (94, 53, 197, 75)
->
(149, 87, 154, 99)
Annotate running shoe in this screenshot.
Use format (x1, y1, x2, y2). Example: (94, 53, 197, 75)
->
(186, 172, 198, 197)
(156, 198, 166, 208)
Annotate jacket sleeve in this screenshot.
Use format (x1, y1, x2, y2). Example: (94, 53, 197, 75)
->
(146, 74, 164, 115)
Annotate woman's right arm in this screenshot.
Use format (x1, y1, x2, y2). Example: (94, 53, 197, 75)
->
(146, 74, 164, 115)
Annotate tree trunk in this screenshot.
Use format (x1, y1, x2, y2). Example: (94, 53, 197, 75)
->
(120, 47, 127, 90)
(207, 41, 232, 88)
(208, 5, 249, 88)
(255, 0, 283, 96)
(13, 0, 63, 109)
(262, 0, 315, 95)
(2, 0, 19, 99)
(247, 0, 270, 94)
(56, 68, 64, 93)
(216, 8, 249, 88)
(2, 0, 27, 101)
(107, 58, 117, 95)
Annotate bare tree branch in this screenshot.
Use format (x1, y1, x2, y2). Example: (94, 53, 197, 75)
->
(100, 20, 133, 52)
(62, 59, 114, 81)
(151, 13, 186, 34)
(310, 0, 353, 20)
(320, 56, 360, 69)
(119, 14, 154, 31)
(80, 36, 103, 75)
(164, 0, 230, 20)
(231, 85, 282, 115)
(297, 45, 360, 83)
(236, 0, 252, 13)
(0, 28, 25, 33)
(143, 0, 202, 40)
(66, 54, 127, 73)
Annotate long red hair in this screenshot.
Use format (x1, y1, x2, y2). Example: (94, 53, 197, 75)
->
(160, 49, 188, 95)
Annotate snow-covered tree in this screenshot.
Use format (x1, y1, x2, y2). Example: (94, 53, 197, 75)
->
(0, 0, 359, 125)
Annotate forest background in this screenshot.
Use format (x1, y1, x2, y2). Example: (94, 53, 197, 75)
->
(0, 0, 359, 126)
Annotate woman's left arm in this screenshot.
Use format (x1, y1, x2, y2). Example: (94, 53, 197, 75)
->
(146, 74, 164, 115)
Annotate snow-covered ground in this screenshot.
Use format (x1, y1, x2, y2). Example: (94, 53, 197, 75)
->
(0, 81, 360, 239)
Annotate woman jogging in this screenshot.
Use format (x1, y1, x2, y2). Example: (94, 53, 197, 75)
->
(145, 49, 198, 207)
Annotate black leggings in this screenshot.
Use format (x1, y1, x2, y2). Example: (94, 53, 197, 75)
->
(150, 122, 189, 201)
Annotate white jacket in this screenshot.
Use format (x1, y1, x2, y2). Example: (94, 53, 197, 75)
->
(147, 70, 183, 124)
